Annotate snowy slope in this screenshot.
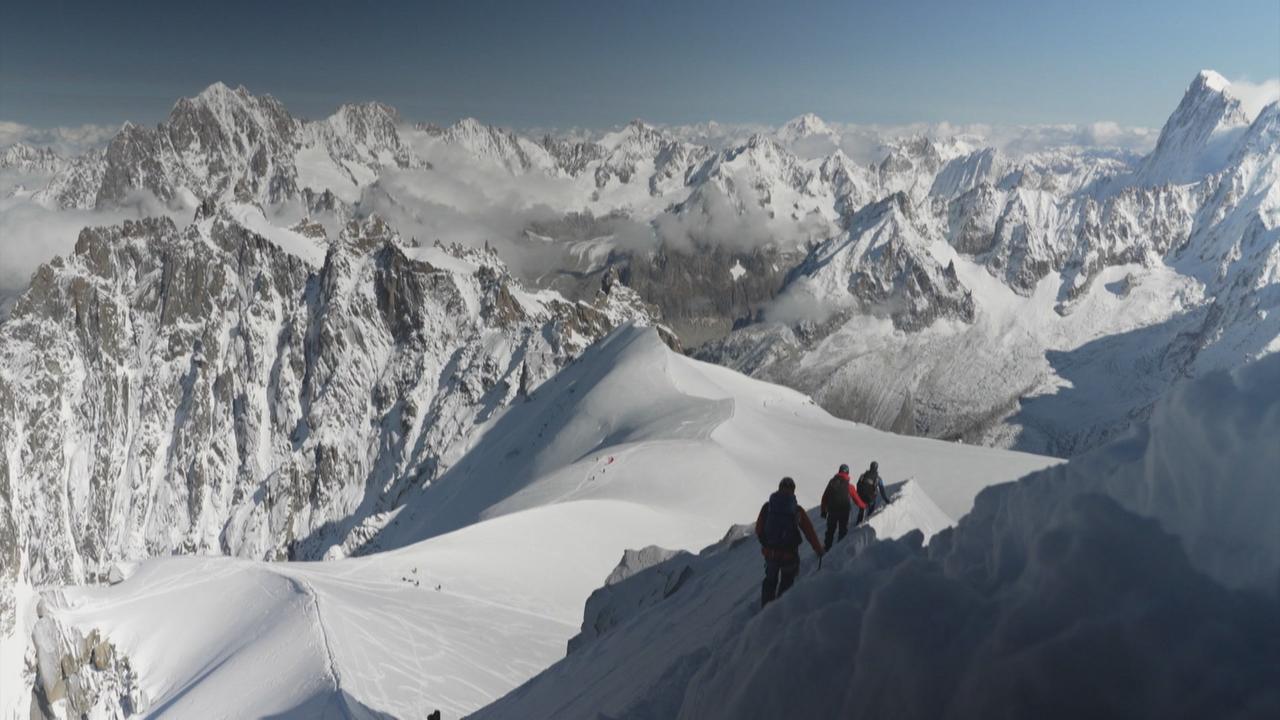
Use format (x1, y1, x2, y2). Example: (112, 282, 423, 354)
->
(10, 326, 1056, 718)
(478, 347, 1280, 720)
(1133, 70, 1251, 187)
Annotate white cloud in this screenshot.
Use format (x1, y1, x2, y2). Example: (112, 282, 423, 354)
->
(825, 121, 1158, 161)
(0, 191, 182, 313)
(358, 130, 601, 278)
(0, 121, 118, 157)
(1226, 77, 1280, 120)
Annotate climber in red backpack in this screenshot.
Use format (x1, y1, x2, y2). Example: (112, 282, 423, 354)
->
(755, 477, 824, 607)
(820, 463, 867, 551)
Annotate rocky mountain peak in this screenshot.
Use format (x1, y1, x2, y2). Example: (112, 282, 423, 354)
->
(175, 82, 296, 139)
(780, 112, 830, 137)
(1193, 69, 1232, 95)
(1134, 69, 1251, 186)
(440, 118, 542, 173)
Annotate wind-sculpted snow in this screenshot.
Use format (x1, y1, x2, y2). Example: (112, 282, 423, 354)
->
(8, 326, 1055, 717)
(479, 352, 1280, 720)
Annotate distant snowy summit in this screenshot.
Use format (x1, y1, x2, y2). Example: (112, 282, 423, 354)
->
(1132, 69, 1252, 186)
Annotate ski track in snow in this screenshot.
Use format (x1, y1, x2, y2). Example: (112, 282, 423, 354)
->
(281, 572, 343, 697)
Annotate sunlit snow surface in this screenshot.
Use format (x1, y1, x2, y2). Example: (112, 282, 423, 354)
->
(25, 327, 1055, 718)
(479, 349, 1280, 720)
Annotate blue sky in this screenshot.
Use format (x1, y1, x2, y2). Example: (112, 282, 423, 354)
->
(1, 0, 1277, 130)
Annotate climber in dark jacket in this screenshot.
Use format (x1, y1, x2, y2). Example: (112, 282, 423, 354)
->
(820, 463, 867, 551)
(855, 461, 890, 524)
(755, 476, 823, 607)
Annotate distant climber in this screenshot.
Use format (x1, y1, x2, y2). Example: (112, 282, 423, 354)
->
(855, 461, 890, 524)
(820, 463, 867, 551)
(756, 477, 823, 607)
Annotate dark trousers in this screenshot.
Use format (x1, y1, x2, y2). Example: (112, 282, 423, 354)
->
(824, 508, 850, 551)
(761, 554, 799, 607)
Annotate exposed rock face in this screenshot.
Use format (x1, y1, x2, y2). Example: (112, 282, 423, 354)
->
(615, 244, 799, 346)
(29, 148, 106, 209)
(439, 117, 556, 174)
(540, 134, 607, 176)
(593, 121, 711, 193)
(878, 135, 948, 200)
(34, 83, 417, 210)
(1133, 69, 1251, 187)
(565, 524, 754, 657)
(523, 210, 798, 347)
(794, 193, 975, 331)
(0, 208, 669, 634)
(567, 545, 693, 655)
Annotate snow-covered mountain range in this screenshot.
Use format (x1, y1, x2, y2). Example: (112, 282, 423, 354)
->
(0, 69, 1277, 718)
(5, 71, 1274, 461)
(701, 70, 1279, 455)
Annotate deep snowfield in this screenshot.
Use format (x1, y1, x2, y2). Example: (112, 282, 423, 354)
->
(479, 349, 1280, 720)
(8, 327, 1055, 718)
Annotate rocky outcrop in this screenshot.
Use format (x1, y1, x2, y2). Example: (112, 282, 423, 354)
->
(29, 609, 142, 719)
(566, 524, 754, 656)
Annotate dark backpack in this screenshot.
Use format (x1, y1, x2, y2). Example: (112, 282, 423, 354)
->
(857, 473, 879, 504)
(824, 475, 851, 511)
(761, 492, 802, 549)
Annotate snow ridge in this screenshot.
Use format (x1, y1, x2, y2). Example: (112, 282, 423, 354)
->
(12, 324, 1055, 718)
(478, 352, 1280, 720)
